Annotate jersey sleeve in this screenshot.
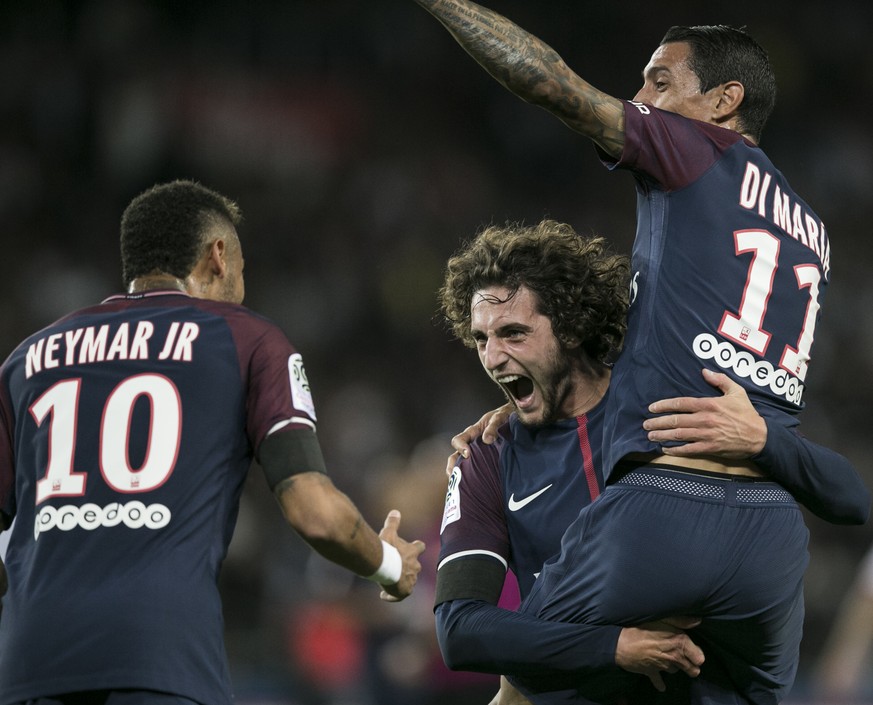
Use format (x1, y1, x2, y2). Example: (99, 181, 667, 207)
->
(602, 102, 746, 191)
(435, 599, 622, 680)
(230, 312, 318, 450)
(752, 414, 871, 525)
(436, 438, 510, 603)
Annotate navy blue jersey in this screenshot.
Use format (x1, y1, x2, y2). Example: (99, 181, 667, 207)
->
(439, 400, 604, 600)
(602, 104, 830, 478)
(0, 291, 317, 704)
(435, 399, 639, 701)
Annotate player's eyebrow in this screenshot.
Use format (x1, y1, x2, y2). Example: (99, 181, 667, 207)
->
(490, 322, 533, 339)
(643, 64, 672, 81)
(471, 321, 532, 339)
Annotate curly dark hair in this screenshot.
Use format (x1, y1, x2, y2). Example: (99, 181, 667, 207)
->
(120, 179, 243, 287)
(439, 220, 629, 365)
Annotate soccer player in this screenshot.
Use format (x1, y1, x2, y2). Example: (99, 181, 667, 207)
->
(435, 221, 868, 704)
(438, 221, 706, 702)
(0, 180, 426, 705)
(410, 2, 870, 703)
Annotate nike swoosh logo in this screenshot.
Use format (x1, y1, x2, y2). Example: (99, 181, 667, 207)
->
(508, 484, 553, 512)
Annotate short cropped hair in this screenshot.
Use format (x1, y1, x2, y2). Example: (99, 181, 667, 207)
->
(661, 25, 776, 142)
(120, 179, 242, 287)
(440, 220, 629, 365)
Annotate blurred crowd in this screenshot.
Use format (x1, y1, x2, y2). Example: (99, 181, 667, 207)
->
(2, 1, 872, 703)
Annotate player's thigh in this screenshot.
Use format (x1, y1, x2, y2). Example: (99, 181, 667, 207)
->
(666, 506, 807, 703)
(529, 485, 808, 625)
(528, 486, 722, 624)
(693, 601, 804, 704)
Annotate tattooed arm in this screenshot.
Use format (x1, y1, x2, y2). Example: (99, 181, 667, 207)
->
(412, 0, 625, 157)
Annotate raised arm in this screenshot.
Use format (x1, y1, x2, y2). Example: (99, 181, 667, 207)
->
(412, 0, 626, 157)
(644, 369, 871, 525)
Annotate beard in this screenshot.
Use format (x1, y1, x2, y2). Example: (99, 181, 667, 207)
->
(220, 274, 244, 304)
(512, 346, 575, 429)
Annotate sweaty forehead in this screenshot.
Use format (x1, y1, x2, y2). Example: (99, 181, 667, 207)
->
(643, 41, 693, 77)
(471, 286, 538, 331)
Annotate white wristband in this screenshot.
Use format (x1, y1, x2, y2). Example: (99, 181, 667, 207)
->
(366, 539, 402, 585)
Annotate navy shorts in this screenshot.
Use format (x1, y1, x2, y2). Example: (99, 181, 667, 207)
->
(513, 463, 809, 705)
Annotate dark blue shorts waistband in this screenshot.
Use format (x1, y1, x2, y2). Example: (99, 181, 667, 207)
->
(611, 461, 796, 506)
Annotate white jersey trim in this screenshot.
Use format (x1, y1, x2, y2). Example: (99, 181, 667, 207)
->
(438, 549, 507, 572)
(266, 417, 316, 436)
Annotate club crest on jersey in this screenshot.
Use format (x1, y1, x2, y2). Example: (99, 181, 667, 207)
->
(440, 466, 462, 534)
(288, 353, 316, 421)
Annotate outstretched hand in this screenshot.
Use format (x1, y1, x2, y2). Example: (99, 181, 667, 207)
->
(616, 616, 705, 692)
(643, 369, 767, 459)
(377, 510, 426, 602)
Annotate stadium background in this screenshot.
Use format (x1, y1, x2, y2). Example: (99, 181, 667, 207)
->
(1, 1, 871, 702)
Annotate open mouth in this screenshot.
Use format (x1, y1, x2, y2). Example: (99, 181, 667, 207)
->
(496, 374, 535, 404)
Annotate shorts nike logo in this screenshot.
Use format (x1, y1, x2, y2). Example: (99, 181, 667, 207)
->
(508, 484, 553, 512)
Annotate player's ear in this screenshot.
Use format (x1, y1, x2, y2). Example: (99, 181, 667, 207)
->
(206, 238, 229, 278)
(712, 81, 744, 123)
